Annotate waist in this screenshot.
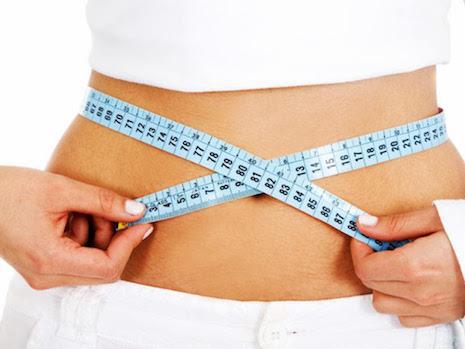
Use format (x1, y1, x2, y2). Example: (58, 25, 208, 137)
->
(47, 66, 465, 301)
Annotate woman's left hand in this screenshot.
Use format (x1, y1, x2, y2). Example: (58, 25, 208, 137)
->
(350, 206, 465, 327)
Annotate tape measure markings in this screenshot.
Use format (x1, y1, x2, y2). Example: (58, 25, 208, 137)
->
(114, 106, 444, 227)
(81, 88, 446, 251)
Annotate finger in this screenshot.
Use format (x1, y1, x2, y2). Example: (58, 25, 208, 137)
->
(350, 238, 376, 261)
(372, 291, 419, 316)
(18, 267, 109, 290)
(365, 277, 447, 308)
(357, 206, 443, 241)
(68, 213, 89, 245)
(92, 216, 114, 250)
(350, 238, 376, 276)
(397, 315, 439, 328)
(372, 291, 447, 319)
(51, 174, 147, 222)
(364, 279, 418, 300)
(350, 238, 410, 281)
(106, 223, 155, 272)
(52, 224, 154, 279)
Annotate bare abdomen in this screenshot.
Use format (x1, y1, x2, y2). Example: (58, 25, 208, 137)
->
(46, 67, 465, 301)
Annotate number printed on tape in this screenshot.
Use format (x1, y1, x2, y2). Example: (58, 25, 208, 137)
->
(81, 88, 447, 251)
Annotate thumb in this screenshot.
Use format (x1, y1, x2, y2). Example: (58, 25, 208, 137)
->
(106, 223, 155, 269)
(350, 237, 375, 266)
(55, 175, 146, 222)
(356, 206, 443, 241)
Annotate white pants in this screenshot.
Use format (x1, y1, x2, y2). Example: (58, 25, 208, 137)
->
(0, 273, 464, 349)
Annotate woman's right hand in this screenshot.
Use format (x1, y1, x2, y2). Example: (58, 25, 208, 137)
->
(0, 166, 153, 289)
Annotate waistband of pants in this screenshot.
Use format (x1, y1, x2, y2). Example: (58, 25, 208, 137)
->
(5, 273, 463, 348)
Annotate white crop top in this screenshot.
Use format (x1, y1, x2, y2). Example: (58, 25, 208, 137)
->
(86, 0, 452, 92)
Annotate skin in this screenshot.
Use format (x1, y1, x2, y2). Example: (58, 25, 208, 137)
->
(30, 64, 464, 326)
(352, 207, 465, 327)
(0, 166, 153, 289)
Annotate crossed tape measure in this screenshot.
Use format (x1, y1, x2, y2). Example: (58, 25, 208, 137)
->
(81, 88, 447, 251)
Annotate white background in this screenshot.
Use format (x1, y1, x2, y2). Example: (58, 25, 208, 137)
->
(0, 0, 464, 313)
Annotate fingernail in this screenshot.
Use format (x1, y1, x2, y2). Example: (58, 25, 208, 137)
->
(125, 200, 146, 216)
(143, 226, 154, 240)
(358, 214, 378, 226)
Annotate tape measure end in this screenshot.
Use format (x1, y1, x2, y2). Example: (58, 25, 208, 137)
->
(116, 222, 129, 231)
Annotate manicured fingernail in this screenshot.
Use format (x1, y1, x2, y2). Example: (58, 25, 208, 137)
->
(143, 226, 154, 240)
(358, 214, 378, 226)
(125, 200, 146, 215)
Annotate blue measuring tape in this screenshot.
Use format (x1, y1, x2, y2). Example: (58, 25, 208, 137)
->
(80, 88, 447, 251)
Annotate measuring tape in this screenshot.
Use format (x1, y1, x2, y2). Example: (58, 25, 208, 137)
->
(80, 88, 447, 251)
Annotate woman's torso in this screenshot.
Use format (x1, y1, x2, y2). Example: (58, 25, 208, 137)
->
(47, 66, 465, 301)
